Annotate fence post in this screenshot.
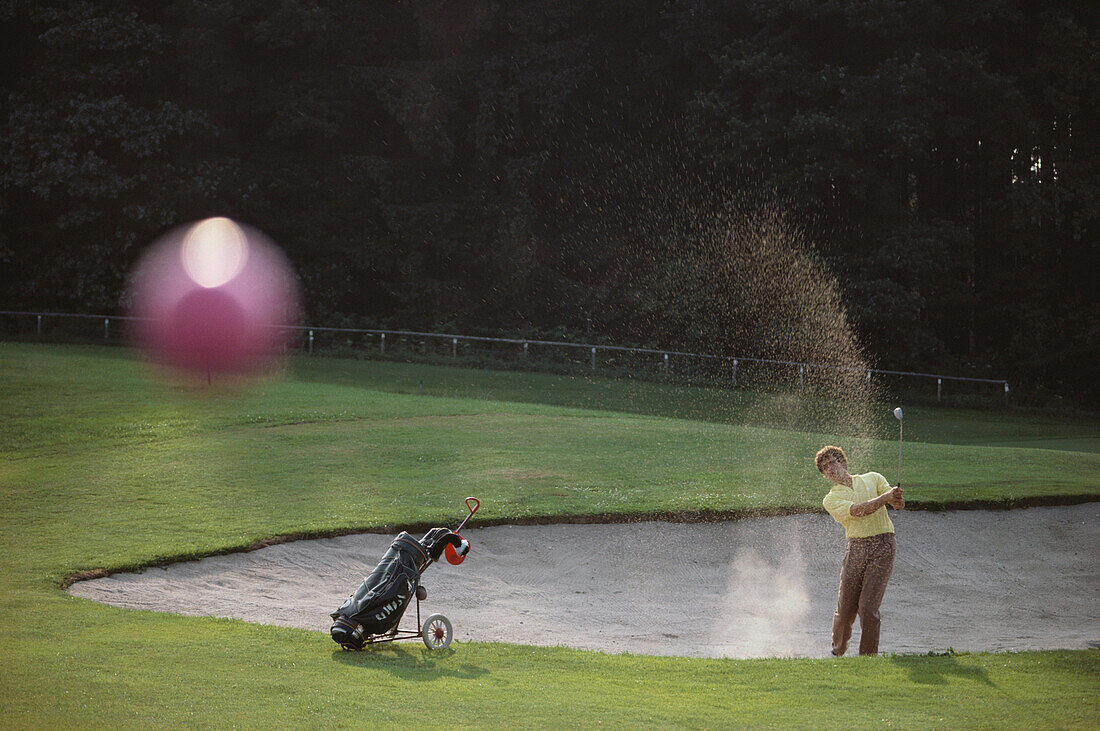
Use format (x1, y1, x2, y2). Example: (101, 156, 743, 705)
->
(380, 332, 385, 355)
(452, 337, 458, 359)
(732, 358, 737, 386)
(663, 353, 669, 373)
(799, 364, 804, 388)
(37, 315, 42, 337)
(937, 378, 942, 402)
(523, 341, 528, 360)
(308, 330, 314, 354)
(591, 347, 596, 371)
(866, 370, 871, 384)
(1004, 382, 1009, 407)
(104, 318, 110, 341)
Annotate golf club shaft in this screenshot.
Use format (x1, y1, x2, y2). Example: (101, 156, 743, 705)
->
(897, 420, 903, 488)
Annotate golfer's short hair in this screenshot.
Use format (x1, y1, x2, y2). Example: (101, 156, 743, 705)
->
(815, 445, 847, 473)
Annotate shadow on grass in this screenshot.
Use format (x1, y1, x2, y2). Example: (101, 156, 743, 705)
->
(888, 652, 995, 687)
(331, 644, 488, 681)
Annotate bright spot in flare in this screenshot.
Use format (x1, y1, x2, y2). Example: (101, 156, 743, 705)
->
(181, 217, 249, 288)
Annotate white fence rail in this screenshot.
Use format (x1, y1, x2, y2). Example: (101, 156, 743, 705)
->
(0, 310, 1010, 405)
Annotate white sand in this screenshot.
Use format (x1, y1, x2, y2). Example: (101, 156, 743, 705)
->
(70, 503, 1100, 658)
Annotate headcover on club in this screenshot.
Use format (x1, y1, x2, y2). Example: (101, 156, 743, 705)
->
(444, 536, 470, 565)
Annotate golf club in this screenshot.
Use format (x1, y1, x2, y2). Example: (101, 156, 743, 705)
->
(893, 407, 903, 487)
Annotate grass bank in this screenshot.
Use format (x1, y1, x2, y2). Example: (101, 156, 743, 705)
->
(1, 343, 1097, 726)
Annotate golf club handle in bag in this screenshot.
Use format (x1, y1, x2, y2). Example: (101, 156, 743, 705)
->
(420, 527, 467, 561)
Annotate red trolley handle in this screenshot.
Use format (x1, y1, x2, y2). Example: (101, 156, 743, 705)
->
(454, 496, 480, 533)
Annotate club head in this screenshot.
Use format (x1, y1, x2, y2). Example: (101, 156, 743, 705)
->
(893, 407, 904, 421)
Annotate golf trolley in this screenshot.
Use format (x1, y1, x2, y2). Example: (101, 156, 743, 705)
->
(329, 497, 479, 652)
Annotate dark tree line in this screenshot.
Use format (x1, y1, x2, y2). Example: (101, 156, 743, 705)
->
(2, 0, 1097, 401)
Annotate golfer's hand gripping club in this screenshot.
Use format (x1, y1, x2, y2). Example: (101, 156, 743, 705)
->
(887, 485, 905, 510)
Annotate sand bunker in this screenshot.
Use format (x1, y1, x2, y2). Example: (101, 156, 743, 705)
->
(70, 504, 1099, 658)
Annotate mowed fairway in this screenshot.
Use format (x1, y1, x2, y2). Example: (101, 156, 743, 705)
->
(1, 342, 1098, 727)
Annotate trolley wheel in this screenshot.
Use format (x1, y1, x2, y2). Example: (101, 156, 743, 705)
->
(421, 613, 453, 651)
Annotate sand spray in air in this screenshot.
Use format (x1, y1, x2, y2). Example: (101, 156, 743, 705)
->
(557, 150, 884, 652)
(692, 196, 881, 654)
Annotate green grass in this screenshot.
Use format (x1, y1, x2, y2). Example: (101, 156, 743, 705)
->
(2, 614, 1095, 728)
(293, 355, 1100, 451)
(1, 342, 1098, 727)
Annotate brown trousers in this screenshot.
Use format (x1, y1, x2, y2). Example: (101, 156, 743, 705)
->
(832, 532, 896, 656)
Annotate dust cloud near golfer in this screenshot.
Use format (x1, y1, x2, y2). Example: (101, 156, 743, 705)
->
(816, 444, 904, 656)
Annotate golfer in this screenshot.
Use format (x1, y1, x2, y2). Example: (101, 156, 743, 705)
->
(816, 445, 904, 656)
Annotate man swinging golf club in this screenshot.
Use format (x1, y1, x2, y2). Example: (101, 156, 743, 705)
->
(816, 430, 904, 656)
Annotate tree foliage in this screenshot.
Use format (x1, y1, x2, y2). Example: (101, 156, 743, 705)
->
(1, 0, 1096, 400)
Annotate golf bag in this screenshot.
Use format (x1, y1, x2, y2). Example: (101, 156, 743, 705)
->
(329, 527, 466, 649)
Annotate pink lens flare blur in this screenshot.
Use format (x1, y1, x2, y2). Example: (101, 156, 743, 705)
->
(125, 217, 301, 381)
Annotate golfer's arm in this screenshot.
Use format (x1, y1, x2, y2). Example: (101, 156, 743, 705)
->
(849, 493, 891, 517)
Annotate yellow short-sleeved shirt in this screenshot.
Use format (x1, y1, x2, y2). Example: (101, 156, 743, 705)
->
(822, 472, 895, 539)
